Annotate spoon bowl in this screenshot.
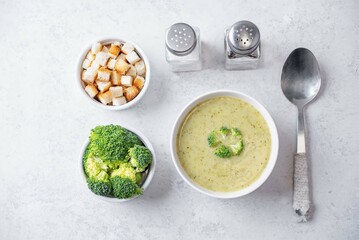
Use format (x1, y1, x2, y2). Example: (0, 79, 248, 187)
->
(281, 48, 321, 108)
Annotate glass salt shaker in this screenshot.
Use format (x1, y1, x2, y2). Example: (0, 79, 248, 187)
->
(224, 20, 261, 70)
(165, 23, 202, 72)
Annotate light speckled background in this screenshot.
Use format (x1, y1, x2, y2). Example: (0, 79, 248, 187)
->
(0, 0, 358, 239)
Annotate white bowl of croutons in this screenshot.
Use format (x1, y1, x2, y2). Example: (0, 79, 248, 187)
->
(77, 38, 150, 110)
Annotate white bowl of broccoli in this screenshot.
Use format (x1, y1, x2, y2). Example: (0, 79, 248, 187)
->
(80, 124, 156, 202)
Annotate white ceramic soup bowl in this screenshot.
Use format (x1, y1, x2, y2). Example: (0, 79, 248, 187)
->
(76, 37, 151, 111)
(80, 125, 156, 202)
(170, 90, 279, 198)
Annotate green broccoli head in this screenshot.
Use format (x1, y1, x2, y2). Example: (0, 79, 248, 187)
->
(229, 141, 244, 156)
(110, 176, 142, 199)
(83, 155, 108, 179)
(219, 126, 230, 136)
(128, 145, 152, 172)
(231, 128, 241, 137)
(208, 131, 220, 147)
(111, 162, 138, 183)
(87, 177, 112, 196)
(215, 145, 232, 158)
(209, 126, 244, 158)
(89, 125, 143, 162)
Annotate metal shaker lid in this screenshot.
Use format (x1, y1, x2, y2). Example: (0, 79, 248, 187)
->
(166, 23, 197, 56)
(227, 20, 260, 55)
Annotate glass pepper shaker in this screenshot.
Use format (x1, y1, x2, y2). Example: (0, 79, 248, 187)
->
(165, 23, 202, 72)
(224, 20, 261, 70)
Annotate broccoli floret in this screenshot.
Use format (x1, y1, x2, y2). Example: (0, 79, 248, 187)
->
(229, 141, 244, 155)
(231, 128, 241, 136)
(111, 176, 142, 199)
(83, 155, 108, 178)
(128, 145, 152, 172)
(215, 145, 232, 158)
(111, 162, 138, 183)
(87, 177, 112, 196)
(208, 131, 220, 147)
(219, 126, 230, 136)
(89, 125, 143, 162)
(208, 126, 244, 158)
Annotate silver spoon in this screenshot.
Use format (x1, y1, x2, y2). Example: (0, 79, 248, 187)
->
(281, 48, 321, 222)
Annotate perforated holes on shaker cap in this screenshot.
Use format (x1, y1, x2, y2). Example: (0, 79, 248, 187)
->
(166, 23, 197, 56)
(228, 20, 260, 55)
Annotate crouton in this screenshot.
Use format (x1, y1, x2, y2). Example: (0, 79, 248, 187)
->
(109, 86, 123, 98)
(82, 67, 98, 84)
(135, 60, 146, 76)
(121, 42, 134, 54)
(91, 61, 100, 70)
(117, 53, 126, 61)
(94, 52, 110, 66)
(111, 71, 121, 85)
(86, 51, 95, 61)
(98, 91, 112, 105)
(82, 59, 92, 69)
(108, 44, 121, 58)
(85, 84, 99, 98)
(121, 75, 133, 87)
(102, 46, 109, 53)
(124, 86, 139, 101)
(112, 96, 127, 106)
(91, 42, 102, 54)
(107, 59, 117, 70)
(97, 67, 111, 81)
(126, 51, 141, 64)
(113, 41, 121, 46)
(96, 80, 111, 93)
(115, 59, 130, 74)
(133, 76, 145, 90)
(126, 65, 137, 77)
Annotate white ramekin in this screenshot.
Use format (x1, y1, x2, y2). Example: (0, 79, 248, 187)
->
(76, 38, 151, 111)
(170, 90, 279, 198)
(80, 125, 156, 202)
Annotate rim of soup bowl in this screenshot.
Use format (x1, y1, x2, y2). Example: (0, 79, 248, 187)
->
(170, 90, 279, 198)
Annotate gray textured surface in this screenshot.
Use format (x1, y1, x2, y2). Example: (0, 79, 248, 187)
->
(0, 0, 358, 239)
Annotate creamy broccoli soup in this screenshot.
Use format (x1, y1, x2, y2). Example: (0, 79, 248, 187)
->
(177, 97, 271, 192)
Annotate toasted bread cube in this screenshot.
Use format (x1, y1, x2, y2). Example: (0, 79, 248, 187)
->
(108, 44, 121, 58)
(85, 84, 99, 98)
(91, 61, 100, 70)
(115, 59, 130, 74)
(135, 60, 146, 76)
(121, 75, 133, 87)
(117, 53, 126, 61)
(91, 42, 102, 54)
(111, 71, 121, 85)
(86, 51, 95, 61)
(124, 86, 139, 101)
(98, 91, 112, 105)
(133, 76, 145, 90)
(82, 67, 98, 84)
(94, 52, 110, 67)
(113, 41, 121, 46)
(96, 80, 111, 93)
(109, 86, 123, 98)
(126, 51, 141, 64)
(82, 59, 92, 69)
(121, 42, 134, 54)
(107, 59, 117, 70)
(126, 65, 137, 77)
(112, 96, 127, 106)
(97, 67, 111, 81)
(102, 46, 109, 53)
